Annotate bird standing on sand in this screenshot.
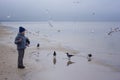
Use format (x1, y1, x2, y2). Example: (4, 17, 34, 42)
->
(87, 54, 92, 61)
(53, 51, 56, 57)
(88, 54, 92, 58)
(66, 53, 74, 60)
(37, 43, 40, 48)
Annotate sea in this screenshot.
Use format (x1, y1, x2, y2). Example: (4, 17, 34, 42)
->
(2, 21, 120, 54)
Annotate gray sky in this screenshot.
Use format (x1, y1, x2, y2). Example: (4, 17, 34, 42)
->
(0, 0, 120, 21)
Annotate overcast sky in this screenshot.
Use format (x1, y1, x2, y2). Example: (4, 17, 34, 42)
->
(0, 0, 120, 21)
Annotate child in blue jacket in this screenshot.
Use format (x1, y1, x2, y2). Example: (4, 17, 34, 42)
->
(15, 27, 30, 69)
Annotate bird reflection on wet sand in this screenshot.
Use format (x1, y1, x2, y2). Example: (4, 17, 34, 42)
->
(87, 58, 92, 62)
(67, 60, 75, 66)
(53, 57, 57, 65)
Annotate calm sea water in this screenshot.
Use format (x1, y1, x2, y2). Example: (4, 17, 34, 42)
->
(2, 21, 120, 54)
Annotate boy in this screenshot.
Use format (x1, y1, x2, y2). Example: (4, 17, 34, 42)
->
(14, 27, 30, 69)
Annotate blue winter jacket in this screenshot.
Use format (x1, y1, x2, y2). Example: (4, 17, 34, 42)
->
(14, 33, 27, 50)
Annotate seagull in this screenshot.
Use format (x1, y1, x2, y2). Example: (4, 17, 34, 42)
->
(87, 54, 92, 61)
(88, 54, 92, 57)
(53, 51, 56, 56)
(37, 43, 40, 48)
(66, 53, 74, 60)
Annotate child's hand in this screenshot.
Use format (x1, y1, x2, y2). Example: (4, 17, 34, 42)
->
(26, 43, 29, 47)
(18, 38, 22, 42)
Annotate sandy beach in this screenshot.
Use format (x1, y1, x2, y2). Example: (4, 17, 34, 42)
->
(0, 22, 120, 80)
(0, 25, 19, 80)
(0, 24, 79, 80)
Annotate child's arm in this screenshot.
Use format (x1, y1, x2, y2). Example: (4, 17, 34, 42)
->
(14, 37, 22, 44)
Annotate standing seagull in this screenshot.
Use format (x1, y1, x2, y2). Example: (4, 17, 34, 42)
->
(66, 53, 74, 60)
(88, 54, 92, 58)
(53, 51, 56, 57)
(37, 43, 40, 48)
(87, 54, 92, 61)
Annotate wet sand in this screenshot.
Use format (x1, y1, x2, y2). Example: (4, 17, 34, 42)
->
(0, 24, 120, 80)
